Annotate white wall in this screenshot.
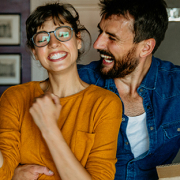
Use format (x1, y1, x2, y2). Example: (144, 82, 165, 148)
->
(154, 0, 180, 66)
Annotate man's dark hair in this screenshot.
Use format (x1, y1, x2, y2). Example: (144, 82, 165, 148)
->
(26, 3, 91, 58)
(99, 0, 168, 54)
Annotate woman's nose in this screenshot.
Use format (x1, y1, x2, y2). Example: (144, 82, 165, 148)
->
(48, 33, 61, 48)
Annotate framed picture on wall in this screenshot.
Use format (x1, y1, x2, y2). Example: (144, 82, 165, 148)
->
(0, 14, 20, 45)
(0, 54, 21, 85)
(167, 8, 180, 21)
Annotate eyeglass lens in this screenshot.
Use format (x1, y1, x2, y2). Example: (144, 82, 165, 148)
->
(33, 27, 72, 47)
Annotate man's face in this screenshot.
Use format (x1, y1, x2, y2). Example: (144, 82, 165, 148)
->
(93, 14, 139, 78)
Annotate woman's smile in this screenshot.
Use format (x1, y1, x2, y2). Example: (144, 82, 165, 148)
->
(48, 51, 68, 62)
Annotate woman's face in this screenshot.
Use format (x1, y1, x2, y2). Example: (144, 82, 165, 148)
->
(32, 18, 81, 74)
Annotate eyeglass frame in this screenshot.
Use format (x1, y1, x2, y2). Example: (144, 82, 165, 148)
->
(31, 26, 74, 47)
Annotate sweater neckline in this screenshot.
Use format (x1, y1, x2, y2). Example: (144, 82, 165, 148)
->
(35, 81, 95, 101)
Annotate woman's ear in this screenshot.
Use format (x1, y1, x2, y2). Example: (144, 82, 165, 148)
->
(32, 48, 38, 60)
(140, 38, 156, 57)
(76, 32, 82, 50)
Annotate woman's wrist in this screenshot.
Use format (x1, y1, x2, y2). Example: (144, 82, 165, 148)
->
(41, 124, 64, 143)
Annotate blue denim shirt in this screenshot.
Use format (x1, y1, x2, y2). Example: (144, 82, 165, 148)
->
(78, 56, 180, 180)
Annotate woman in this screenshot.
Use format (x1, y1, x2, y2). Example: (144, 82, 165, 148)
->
(0, 3, 122, 180)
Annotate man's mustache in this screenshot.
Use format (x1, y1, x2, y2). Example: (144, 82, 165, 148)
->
(97, 49, 114, 58)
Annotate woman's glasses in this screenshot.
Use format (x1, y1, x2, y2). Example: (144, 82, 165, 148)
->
(32, 26, 73, 47)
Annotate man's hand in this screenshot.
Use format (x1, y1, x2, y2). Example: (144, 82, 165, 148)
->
(12, 164, 54, 180)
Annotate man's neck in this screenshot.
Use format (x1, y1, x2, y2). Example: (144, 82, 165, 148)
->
(114, 55, 152, 96)
(114, 55, 152, 116)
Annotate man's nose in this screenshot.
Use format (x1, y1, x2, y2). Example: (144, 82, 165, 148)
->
(93, 33, 107, 50)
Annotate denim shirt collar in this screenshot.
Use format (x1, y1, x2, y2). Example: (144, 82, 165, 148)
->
(103, 56, 159, 92)
(104, 78, 115, 89)
(139, 56, 159, 90)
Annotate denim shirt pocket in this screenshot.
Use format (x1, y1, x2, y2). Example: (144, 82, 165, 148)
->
(162, 121, 180, 139)
(74, 131, 95, 167)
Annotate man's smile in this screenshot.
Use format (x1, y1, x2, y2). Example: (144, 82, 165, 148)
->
(101, 54, 114, 66)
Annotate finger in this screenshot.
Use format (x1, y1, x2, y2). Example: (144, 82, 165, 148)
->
(50, 93, 60, 105)
(29, 106, 35, 116)
(29, 105, 44, 124)
(34, 94, 52, 105)
(33, 165, 54, 176)
(33, 94, 45, 103)
(29, 104, 41, 117)
(29, 107, 40, 121)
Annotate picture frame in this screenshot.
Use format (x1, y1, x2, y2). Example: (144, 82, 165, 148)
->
(0, 14, 20, 45)
(167, 8, 180, 22)
(0, 54, 21, 85)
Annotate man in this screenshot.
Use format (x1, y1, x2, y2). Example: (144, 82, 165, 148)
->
(13, 0, 180, 179)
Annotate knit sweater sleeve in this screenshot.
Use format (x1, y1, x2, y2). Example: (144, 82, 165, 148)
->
(0, 87, 22, 180)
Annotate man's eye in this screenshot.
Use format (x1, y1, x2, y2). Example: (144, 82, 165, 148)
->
(109, 37, 116, 41)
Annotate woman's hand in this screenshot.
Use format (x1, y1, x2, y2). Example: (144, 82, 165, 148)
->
(29, 93, 91, 180)
(29, 93, 61, 133)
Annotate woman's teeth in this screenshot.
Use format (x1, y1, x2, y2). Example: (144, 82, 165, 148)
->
(50, 53, 66, 60)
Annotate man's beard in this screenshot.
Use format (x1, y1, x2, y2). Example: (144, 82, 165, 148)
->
(100, 46, 139, 79)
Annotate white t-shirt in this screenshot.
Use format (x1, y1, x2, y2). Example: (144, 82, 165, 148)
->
(126, 112, 149, 158)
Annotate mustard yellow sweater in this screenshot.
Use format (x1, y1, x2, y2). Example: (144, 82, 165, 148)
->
(0, 81, 122, 180)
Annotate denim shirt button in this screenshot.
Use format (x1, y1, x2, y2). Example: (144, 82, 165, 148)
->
(122, 117, 125, 121)
(147, 106, 151, 109)
(125, 142, 129, 145)
(139, 88, 143, 92)
(177, 128, 180, 132)
(150, 127, 154, 131)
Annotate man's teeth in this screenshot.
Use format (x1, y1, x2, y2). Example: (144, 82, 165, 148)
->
(104, 59, 113, 63)
(50, 53, 66, 60)
(101, 54, 113, 63)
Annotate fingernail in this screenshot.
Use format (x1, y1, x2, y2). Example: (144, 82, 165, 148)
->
(49, 170, 54, 175)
